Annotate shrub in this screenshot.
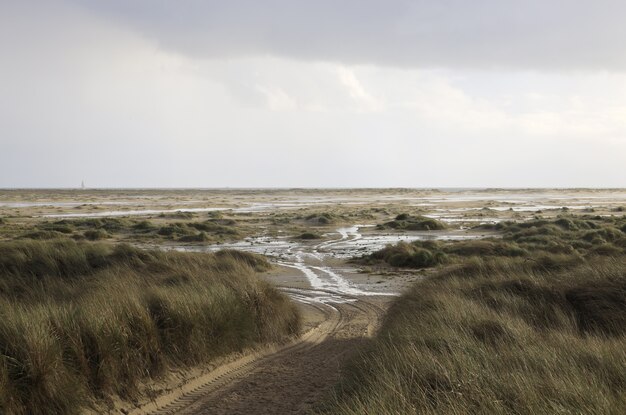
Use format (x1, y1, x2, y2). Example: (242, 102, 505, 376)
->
(188, 221, 238, 235)
(132, 220, 156, 231)
(583, 228, 624, 243)
(38, 222, 75, 234)
(157, 224, 194, 237)
(177, 232, 210, 243)
(296, 232, 322, 240)
(554, 217, 578, 230)
(84, 229, 108, 241)
(368, 242, 447, 268)
(69, 218, 131, 233)
(206, 211, 223, 219)
(406, 219, 446, 231)
(378, 215, 446, 231)
(443, 240, 527, 257)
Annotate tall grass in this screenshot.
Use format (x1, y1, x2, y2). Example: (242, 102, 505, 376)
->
(377, 214, 447, 231)
(0, 240, 300, 415)
(362, 216, 625, 268)
(11, 217, 243, 244)
(320, 256, 626, 414)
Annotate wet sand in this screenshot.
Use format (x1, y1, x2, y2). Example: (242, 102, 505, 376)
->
(2, 188, 625, 223)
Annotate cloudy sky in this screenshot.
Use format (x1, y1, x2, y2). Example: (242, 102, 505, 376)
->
(1, 0, 625, 188)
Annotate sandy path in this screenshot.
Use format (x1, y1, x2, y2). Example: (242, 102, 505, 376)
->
(127, 225, 399, 415)
(130, 293, 388, 415)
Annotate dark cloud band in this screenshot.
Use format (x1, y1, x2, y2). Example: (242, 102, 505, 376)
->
(75, 0, 626, 70)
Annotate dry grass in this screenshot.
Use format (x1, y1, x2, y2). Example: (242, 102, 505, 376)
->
(320, 255, 626, 414)
(0, 239, 300, 415)
(5, 216, 245, 245)
(377, 214, 447, 231)
(361, 216, 625, 269)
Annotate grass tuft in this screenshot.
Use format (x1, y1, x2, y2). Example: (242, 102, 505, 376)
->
(377, 214, 446, 231)
(296, 232, 323, 240)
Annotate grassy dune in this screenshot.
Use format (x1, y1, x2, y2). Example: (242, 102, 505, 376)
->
(322, 256, 626, 414)
(0, 240, 300, 415)
(362, 215, 625, 268)
(0, 215, 244, 245)
(377, 214, 447, 231)
(323, 216, 626, 414)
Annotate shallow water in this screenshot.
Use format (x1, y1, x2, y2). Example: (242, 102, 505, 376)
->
(173, 224, 481, 302)
(40, 201, 338, 218)
(0, 201, 138, 208)
(43, 207, 226, 218)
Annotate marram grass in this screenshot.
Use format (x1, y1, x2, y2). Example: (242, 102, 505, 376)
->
(320, 255, 626, 415)
(0, 239, 300, 415)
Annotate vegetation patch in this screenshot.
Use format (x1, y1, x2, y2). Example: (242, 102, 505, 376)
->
(0, 239, 300, 414)
(320, 256, 626, 414)
(132, 220, 157, 232)
(362, 216, 625, 268)
(377, 214, 446, 231)
(19, 230, 67, 240)
(177, 231, 210, 243)
(5, 216, 245, 245)
(188, 221, 238, 235)
(157, 223, 195, 237)
(83, 229, 108, 241)
(367, 242, 448, 268)
(158, 211, 196, 219)
(305, 213, 338, 225)
(295, 232, 323, 240)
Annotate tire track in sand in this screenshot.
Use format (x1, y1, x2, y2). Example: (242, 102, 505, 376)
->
(129, 294, 345, 415)
(129, 293, 387, 415)
(177, 297, 387, 415)
(129, 224, 391, 414)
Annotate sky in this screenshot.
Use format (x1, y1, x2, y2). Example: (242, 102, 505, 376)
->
(1, 0, 625, 188)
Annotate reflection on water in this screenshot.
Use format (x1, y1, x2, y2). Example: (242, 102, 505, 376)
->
(173, 225, 482, 302)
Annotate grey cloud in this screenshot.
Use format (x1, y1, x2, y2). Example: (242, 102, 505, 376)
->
(2, 0, 625, 188)
(74, 0, 626, 70)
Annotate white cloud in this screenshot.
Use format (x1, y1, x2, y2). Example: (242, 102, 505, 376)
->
(255, 85, 298, 111)
(336, 67, 383, 112)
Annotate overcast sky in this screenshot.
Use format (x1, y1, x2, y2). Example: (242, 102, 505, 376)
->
(1, 0, 625, 188)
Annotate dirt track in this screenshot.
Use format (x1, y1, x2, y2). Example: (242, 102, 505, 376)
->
(126, 223, 400, 414)
(129, 293, 388, 415)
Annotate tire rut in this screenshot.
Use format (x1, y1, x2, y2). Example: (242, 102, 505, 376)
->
(130, 296, 347, 415)
(131, 293, 388, 415)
